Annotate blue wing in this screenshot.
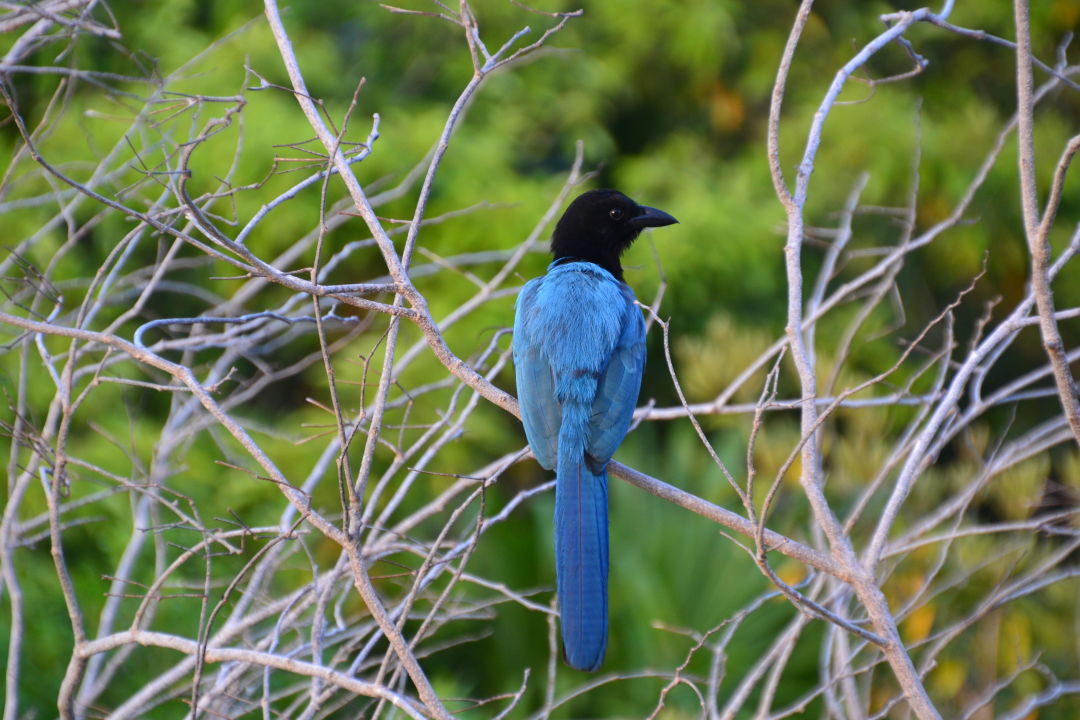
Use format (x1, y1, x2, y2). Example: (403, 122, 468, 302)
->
(586, 293, 646, 463)
(513, 279, 560, 470)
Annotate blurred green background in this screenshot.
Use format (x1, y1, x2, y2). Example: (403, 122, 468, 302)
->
(3, 0, 1080, 717)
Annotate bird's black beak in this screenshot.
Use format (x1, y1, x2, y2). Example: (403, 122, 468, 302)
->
(629, 205, 678, 229)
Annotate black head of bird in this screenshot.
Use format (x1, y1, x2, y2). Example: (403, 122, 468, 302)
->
(550, 189, 678, 281)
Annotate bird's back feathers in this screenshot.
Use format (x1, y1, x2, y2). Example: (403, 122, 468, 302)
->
(513, 189, 675, 672)
(514, 261, 645, 671)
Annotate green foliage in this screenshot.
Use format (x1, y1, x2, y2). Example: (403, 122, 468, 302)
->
(3, 0, 1080, 717)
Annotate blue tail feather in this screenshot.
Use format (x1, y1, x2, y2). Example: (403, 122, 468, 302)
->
(555, 419, 609, 672)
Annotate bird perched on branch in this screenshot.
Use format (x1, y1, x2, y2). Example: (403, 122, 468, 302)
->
(513, 189, 678, 671)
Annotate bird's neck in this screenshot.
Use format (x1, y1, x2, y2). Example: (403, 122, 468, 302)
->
(551, 252, 624, 281)
(552, 254, 622, 280)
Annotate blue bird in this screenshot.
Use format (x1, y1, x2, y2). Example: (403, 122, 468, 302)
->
(513, 189, 677, 671)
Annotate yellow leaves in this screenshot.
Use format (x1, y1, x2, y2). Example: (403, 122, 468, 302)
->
(775, 559, 806, 588)
(1062, 451, 1080, 493)
(888, 570, 936, 644)
(887, 570, 924, 605)
(674, 314, 774, 405)
(707, 82, 745, 134)
(828, 405, 890, 487)
(902, 603, 936, 644)
(929, 657, 968, 698)
(999, 610, 1034, 673)
(965, 424, 992, 460)
(988, 454, 1049, 521)
(1051, 0, 1080, 27)
(924, 611, 1035, 706)
(748, 422, 803, 495)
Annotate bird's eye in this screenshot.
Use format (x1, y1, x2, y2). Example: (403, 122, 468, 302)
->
(608, 207, 624, 221)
